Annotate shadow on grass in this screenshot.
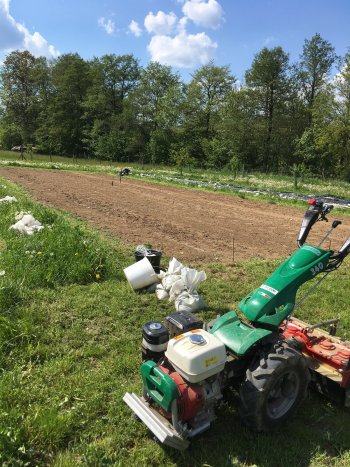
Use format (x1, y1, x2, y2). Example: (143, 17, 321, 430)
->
(158, 389, 350, 467)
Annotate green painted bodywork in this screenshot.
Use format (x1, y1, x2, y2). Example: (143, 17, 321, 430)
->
(141, 360, 180, 412)
(239, 244, 332, 329)
(209, 245, 332, 357)
(210, 311, 271, 356)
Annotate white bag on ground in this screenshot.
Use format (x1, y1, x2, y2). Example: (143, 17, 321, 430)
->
(156, 257, 207, 312)
(181, 268, 207, 293)
(162, 274, 183, 292)
(0, 195, 17, 204)
(175, 290, 206, 313)
(172, 268, 207, 311)
(167, 258, 184, 275)
(169, 267, 206, 300)
(10, 214, 44, 235)
(155, 283, 169, 300)
(168, 278, 186, 301)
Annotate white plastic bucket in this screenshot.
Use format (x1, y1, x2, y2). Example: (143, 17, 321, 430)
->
(123, 257, 159, 290)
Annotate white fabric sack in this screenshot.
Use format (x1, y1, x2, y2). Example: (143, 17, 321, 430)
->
(155, 284, 169, 300)
(175, 290, 206, 313)
(154, 257, 207, 312)
(157, 258, 184, 282)
(181, 268, 207, 293)
(168, 278, 186, 301)
(0, 195, 17, 204)
(169, 268, 207, 301)
(162, 274, 183, 292)
(10, 214, 44, 235)
(157, 270, 167, 281)
(167, 258, 184, 275)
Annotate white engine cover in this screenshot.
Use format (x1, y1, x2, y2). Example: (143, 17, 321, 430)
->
(165, 329, 227, 383)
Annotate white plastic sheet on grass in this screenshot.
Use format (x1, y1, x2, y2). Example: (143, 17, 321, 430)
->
(10, 213, 44, 235)
(0, 195, 17, 204)
(156, 258, 207, 312)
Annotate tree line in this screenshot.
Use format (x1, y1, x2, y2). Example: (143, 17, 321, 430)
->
(0, 33, 349, 178)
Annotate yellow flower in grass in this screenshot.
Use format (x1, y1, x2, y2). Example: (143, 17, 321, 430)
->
(95, 273, 101, 280)
(37, 251, 42, 255)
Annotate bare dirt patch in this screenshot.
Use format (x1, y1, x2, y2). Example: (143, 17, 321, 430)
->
(0, 167, 347, 265)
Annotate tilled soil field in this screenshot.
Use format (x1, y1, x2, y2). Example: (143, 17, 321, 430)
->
(1, 167, 348, 264)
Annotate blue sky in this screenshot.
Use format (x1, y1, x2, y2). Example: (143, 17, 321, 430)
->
(0, 0, 349, 82)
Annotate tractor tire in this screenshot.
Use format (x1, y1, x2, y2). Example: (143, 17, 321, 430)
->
(239, 343, 310, 432)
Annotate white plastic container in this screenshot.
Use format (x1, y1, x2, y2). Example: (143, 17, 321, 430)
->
(123, 257, 159, 290)
(165, 329, 227, 383)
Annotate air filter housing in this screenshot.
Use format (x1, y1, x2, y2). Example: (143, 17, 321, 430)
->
(165, 311, 203, 338)
(142, 321, 169, 362)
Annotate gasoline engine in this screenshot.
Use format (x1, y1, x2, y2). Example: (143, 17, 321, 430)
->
(140, 311, 246, 441)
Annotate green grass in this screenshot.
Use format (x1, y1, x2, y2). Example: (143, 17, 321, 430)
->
(0, 175, 350, 466)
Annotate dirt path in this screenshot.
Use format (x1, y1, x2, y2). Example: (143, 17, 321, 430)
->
(0, 167, 347, 264)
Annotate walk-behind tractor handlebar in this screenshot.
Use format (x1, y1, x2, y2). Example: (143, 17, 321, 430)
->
(297, 199, 334, 247)
(123, 199, 350, 450)
(297, 198, 350, 269)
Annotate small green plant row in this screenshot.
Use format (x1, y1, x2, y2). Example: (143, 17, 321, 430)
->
(0, 178, 125, 311)
(2, 153, 350, 203)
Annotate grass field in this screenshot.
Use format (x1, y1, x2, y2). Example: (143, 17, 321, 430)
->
(1, 162, 350, 466)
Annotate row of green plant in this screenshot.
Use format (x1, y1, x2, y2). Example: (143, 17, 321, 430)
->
(2, 151, 350, 206)
(0, 177, 350, 466)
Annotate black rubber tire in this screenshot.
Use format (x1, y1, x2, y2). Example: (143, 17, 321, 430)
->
(239, 343, 310, 432)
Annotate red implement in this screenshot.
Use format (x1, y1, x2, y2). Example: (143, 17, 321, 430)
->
(282, 318, 350, 390)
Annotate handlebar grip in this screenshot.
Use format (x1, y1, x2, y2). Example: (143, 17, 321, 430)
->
(323, 204, 334, 214)
(329, 236, 350, 261)
(297, 208, 321, 246)
(339, 236, 350, 257)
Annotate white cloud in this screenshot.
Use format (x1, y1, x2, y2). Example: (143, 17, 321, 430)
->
(0, 0, 59, 58)
(144, 11, 177, 35)
(0, 0, 9, 13)
(147, 31, 217, 68)
(129, 20, 142, 37)
(20, 27, 60, 59)
(182, 0, 224, 29)
(178, 16, 188, 32)
(98, 17, 115, 35)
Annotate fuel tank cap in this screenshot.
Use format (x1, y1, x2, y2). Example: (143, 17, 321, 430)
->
(189, 333, 206, 345)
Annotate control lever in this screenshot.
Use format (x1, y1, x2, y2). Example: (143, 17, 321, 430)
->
(322, 204, 334, 215)
(318, 220, 342, 247)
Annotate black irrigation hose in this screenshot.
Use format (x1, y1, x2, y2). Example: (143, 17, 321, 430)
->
(138, 174, 350, 209)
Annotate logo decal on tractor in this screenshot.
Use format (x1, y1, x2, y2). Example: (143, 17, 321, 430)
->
(259, 291, 271, 299)
(303, 245, 322, 256)
(260, 284, 278, 295)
